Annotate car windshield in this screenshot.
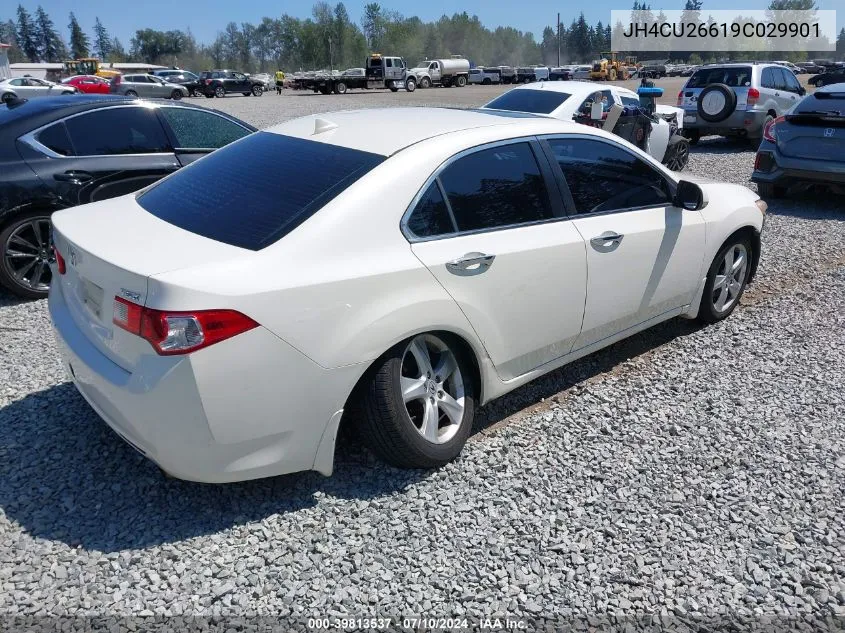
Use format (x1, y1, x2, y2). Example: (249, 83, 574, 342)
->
(137, 132, 386, 251)
(484, 90, 571, 114)
(687, 66, 752, 88)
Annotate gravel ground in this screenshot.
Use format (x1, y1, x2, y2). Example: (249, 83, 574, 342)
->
(0, 86, 843, 629)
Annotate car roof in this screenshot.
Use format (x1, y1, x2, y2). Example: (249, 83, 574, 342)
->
(0, 95, 257, 138)
(266, 107, 580, 156)
(815, 82, 845, 93)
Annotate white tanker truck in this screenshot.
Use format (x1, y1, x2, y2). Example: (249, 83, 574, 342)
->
(407, 57, 471, 88)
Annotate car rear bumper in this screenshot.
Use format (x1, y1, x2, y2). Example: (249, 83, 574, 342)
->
(48, 278, 355, 483)
(682, 109, 769, 136)
(752, 149, 845, 186)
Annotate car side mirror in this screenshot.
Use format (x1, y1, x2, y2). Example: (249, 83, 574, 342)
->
(797, 86, 806, 95)
(674, 180, 705, 210)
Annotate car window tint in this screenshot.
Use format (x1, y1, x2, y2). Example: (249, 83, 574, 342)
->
(439, 142, 553, 232)
(548, 138, 671, 214)
(65, 107, 170, 155)
(37, 122, 74, 156)
(407, 181, 455, 238)
(773, 68, 788, 90)
(484, 90, 571, 114)
(688, 66, 752, 88)
(785, 71, 802, 91)
(137, 132, 385, 251)
(160, 107, 251, 149)
(761, 68, 775, 89)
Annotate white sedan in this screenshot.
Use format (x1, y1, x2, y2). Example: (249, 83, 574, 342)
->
(483, 80, 688, 170)
(0, 76, 76, 100)
(48, 108, 766, 483)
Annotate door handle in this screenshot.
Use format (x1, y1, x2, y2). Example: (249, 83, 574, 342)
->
(53, 170, 93, 184)
(445, 252, 496, 273)
(590, 232, 624, 247)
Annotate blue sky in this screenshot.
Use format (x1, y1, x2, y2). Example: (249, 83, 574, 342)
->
(11, 0, 843, 46)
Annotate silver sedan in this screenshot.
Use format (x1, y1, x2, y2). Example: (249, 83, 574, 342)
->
(109, 74, 189, 99)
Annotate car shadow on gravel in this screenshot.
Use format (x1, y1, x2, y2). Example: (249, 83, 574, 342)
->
(0, 315, 705, 553)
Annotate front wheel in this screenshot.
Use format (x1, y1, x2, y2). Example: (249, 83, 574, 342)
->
(420, 77, 431, 89)
(405, 78, 416, 92)
(663, 135, 690, 171)
(333, 81, 347, 94)
(0, 211, 54, 299)
(697, 237, 752, 324)
(1, 92, 15, 104)
(353, 333, 475, 468)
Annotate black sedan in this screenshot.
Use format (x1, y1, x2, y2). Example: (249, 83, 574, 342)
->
(809, 68, 845, 88)
(0, 95, 256, 298)
(751, 83, 845, 199)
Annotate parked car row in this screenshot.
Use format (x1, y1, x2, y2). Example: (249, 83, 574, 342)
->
(0, 95, 256, 298)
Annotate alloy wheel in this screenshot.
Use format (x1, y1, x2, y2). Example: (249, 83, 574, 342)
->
(400, 334, 465, 445)
(711, 243, 748, 313)
(3, 217, 53, 293)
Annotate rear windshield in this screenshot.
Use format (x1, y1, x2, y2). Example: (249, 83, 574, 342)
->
(137, 132, 385, 250)
(484, 90, 571, 114)
(795, 92, 845, 114)
(687, 66, 753, 88)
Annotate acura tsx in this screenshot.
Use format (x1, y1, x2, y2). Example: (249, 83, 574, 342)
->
(48, 107, 766, 482)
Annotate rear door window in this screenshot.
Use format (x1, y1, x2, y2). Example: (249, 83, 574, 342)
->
(761, 68, 776, 89)
(438, 142, 553, 232)
(36, 122, 74, 156)
(159, 107, 251, 149)
(137, 132, 385, 250)
(64, 107, 171, 156)
(406, 182, 455, 238)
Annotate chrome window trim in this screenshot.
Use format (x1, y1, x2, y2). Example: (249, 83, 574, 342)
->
(17, 103, 242, 160)
(400, 136, 564, 244)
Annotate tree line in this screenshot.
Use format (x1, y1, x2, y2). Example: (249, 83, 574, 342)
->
(2, 1, 844, 73)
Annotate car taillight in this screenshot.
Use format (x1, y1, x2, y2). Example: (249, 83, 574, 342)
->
(677, 90, 683, 106)
(204, 79, 212, 85)
(747, 87, 760, 104)
(112, 297, 258, 355)
(53, 246, 66, 275)
(762, 115, 785, 143)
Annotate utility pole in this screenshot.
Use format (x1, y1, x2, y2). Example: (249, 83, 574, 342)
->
(328, 36, 333, 74)
(557, 13, 561, 66)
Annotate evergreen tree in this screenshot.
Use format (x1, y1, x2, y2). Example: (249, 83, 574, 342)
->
(68, 12, 89, 58)
(16, 5, 39, 61)
(35, 6, 66, 62)
(93, 17, 110, 60)
(110, 36, 126, 62)
(1, 19, 25, 62)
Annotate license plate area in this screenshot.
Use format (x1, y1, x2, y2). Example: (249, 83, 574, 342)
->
(684, 114, 697, 123)
(77, 277, 104, 319)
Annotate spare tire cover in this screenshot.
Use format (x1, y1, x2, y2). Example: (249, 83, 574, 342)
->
(697, 83, 737, 122)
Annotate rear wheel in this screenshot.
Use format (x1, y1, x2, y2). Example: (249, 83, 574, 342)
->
(252, 85, 263, 96)
(333, 81, 347, 94)
(170, 89, 182, 100)
(354, 333, 475, 468)
(757, 182, 786, 199)
(697, 237, 752, 324)
(215, 86, 226, 98)
(0, 211, 54, 300)
(455, 75, 467, 87)
(125, 90, 138, 97)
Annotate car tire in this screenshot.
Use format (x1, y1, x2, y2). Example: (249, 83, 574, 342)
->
(215, 86, 226, 98)
(353, 333, 476, 469)
(333, 81, 347, 94)
(757, 182, 786, 199)
(405, 77, 416, 92)
(420, 77, 431, 89)
(170, 89, 182, 100)
(389, 85, 399, 92)
(1, 92, 15, 104)
(697, 236, 753, 324)
(0, 210, 55, 300)
(125, 90, 138, 97)
(697, 83, 737, 123)
(252, 85, 263, 96)
(663, 134, 690, 171)
(456, 75, 467, 87)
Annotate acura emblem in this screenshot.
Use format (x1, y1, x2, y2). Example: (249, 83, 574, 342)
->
(824, 128, 835, 137)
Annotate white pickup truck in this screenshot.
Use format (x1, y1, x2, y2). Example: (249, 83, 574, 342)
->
(408, 58, 470, 88)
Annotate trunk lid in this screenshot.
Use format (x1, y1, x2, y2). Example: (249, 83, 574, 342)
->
(51, 195, 248, 371)
(778, 114, 845, 160)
